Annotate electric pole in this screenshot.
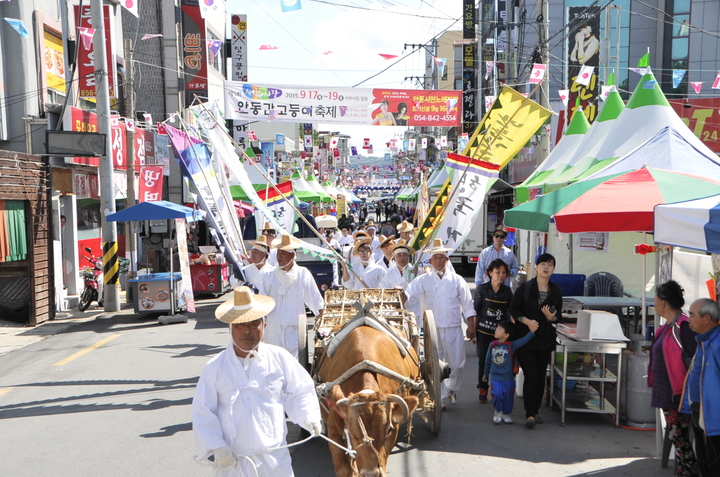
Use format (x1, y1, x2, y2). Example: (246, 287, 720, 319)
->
(124, 39, 137, 300)
(535, 0, 550, 165)
(92, 0, 120, 311)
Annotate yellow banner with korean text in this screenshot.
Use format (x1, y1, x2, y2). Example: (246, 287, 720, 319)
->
(462, 86, 552, 168)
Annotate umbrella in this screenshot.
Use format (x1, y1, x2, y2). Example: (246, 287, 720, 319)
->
(505, 167, 720, 233)
(654, 194, 720, 253)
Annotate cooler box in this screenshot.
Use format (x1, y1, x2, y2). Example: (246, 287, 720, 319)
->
(576, 309, 629, 341)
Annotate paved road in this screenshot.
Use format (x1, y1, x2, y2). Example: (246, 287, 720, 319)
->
(0, 293, 673, 477)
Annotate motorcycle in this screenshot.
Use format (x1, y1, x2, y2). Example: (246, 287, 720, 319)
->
(79, 247, 104, 311)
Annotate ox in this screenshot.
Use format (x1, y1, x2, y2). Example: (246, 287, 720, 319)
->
(317, 325, 420, 477)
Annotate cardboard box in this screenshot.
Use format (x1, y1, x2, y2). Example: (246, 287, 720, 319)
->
(576, 309, 628, 341)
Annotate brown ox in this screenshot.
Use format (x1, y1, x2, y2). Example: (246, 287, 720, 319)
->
(317, 326, 420, 477)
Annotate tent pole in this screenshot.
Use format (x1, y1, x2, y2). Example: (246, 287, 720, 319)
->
(642, 231, 647, 337)
(569, 234, 574, 274)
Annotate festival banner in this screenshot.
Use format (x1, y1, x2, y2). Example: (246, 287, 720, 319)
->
(566, 5, 601, 125)
(230, 14, 247, 82)
(181, 0, 207, 108)
(462, 0, 477, 135)
(74, 5, 116, 99)
(410, 179, 451, 252)
(138, 166, 164, 202)
(463, 86, 552, 168)
(256, 180, 295, 235)
(224, 82, 462, 127)
(174, 219, 195, 313)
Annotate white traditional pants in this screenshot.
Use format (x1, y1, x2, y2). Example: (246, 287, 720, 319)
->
(437, 325, 465, 403)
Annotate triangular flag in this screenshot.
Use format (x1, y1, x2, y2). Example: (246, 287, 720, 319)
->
(281, 0, 303, 13)
(637, 53, 650, 68)
(713, 71, 720, 90)
(259, 45, 278, 50)
(78, 27, 95, 50)
(4, 18, 28, 38)
(141, 33, 163, 40)
(575, 65, 594, 86)
(558, 89, 569, 107)
(600, 85, 613, 101)
(120, 0, 139, 18)
(446, 97, 458, 111)
(433, 57, 446, 70)
(629, 67, 651, 76)
(208, 39, 223, 56)
(378, 53, 398, 60)
(529, 64, 546, 84)
(485, 61, 495, 80)
(672, 70, 686, 89)
(691, 82, 703, 94)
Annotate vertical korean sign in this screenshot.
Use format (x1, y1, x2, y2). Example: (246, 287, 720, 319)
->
(181, 0, 207, 108)
(74, 5, 116, 99)
(462, 0, 477, 135)
(139, 166, 164, 202)
(566, 6, 601, 126)
(230, 14, 247, 81)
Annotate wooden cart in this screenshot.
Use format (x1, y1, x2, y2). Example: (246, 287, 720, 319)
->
(310, 289, 443, 434)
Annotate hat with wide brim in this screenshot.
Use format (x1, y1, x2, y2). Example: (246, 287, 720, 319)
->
(425, 238, 452, 255)
(352, 237, 374, 256)
(249, 235, 271, 253)
(272, 234, 305, 251)
(352, 230, 369, 241)
(397, 221, 413, 233)
(392, 239, 416, 255)
(378, 234, 396, 249)
(215, 286, 276, 324)
(260, 221, 276, 231)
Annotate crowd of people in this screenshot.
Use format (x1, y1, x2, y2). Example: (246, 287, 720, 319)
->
(191, 206, 720, 477)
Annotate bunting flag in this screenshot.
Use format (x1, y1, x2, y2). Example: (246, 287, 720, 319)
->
(433, 57, 446, 71)
(691, 82, 703, 94)
(330, 136, 339, 148)
(421, 137, 427, 148)
(247, 131, 258, 141)
(713, 71, 720, 89)
(484, 95, 495, 110)
(378, 53, 398, 60)
(440, 136, 447, 148)
(280, 0, 302, 12)
(368, 145, 373, 154)
(4, 18, 28, 38)
(600, 85, 613, 101)
(446, 97, 458, 111)
(630, 67, 651, 76)
(208, 39, 223, 56)
(363, 138, 371, 149)
(672, 70, 686, 89)
(143, 113, 153, 125)
(558, 89, 569, 107)
(575, 65, 594, 86)
(409, 138, 416, 149)
(351, 146, 358, 156)
(141, 33, 163, 40)
(119, 0, 139, 17)
(485, 61, 495, 80)
(529, 64, 546, 84)
(200, 0, 220, 18)
(259, 44, 278, 50)
(322, 50, 333, 55)
(78, 27, 95, 50)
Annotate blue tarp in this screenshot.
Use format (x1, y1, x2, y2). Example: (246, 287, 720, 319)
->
(106, 201, 200, 222)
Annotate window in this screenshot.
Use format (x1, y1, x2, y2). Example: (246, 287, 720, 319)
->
(661, 0, 690, 96)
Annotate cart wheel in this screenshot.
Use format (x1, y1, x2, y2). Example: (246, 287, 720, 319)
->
(298, 313, 309, 372)
(422, 310, 442, 434)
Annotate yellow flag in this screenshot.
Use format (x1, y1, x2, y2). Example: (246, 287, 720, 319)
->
(463, 86, 552, 168)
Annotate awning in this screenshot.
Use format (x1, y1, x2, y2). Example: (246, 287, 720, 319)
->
(106, 201, 201, 222)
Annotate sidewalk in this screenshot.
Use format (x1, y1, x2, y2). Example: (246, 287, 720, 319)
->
(0, 290, 136, 357)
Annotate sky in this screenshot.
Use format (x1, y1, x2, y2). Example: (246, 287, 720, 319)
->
(226, 0, 462, 156)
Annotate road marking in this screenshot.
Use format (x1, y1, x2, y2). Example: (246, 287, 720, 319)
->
(52, 334, 121, 366)
(0, 388, 12, 397)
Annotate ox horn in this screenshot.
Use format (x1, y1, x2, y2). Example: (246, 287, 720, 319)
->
(387, 394, 410, 423)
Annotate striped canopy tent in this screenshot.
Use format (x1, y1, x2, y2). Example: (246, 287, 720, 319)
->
(321, 181, 340, 199)
(395, 187, 414, 200)
(542, 71, 688, 192)
(427, 167, 449, 189)
(290, 171, 322, 203)
(336, 186, 363, 203)
(515, 106, 591, 204)
(306, 174, 334, 203)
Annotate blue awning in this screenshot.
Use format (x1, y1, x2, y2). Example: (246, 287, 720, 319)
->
(106, 201, 200, 222)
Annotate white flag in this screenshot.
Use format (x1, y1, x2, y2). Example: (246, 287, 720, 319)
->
(558, 89, 569, 107)
(119, 0, 139, 18)
(575, 65, 594, 86)
(529, 64, 546, 84)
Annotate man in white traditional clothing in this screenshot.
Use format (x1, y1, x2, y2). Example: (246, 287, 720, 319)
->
(337, 225, 354, 248)
(241, 235, 275, 290)
(259, 222, 279, 267)
(380, 239, 416, 290)
(260, 235, 324, 358)
(375, 235, 396, 270)
(395, 221, 414, 244)
(192, 286, 322, 477)
(404, 238, 476, 408)
(341, 238, 386, 289)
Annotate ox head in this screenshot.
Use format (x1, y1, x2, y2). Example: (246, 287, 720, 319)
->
(330, 386, 419, 477)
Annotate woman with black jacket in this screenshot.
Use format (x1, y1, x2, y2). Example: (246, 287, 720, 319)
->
(510, 253, 563, 428)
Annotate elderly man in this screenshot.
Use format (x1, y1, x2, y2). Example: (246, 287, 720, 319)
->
(681, 298, 720, 477)
(260, 235, 324, 357)
(405, 238, 476, 408)
(380, 240, 416, 290)
(241, 235, 275, 289)
(192, 286, 322, 477)
(474, 226, 518, 287)
(341, 238, 386, 289)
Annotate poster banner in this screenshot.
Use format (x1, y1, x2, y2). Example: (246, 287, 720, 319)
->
(669, 97, 720, 154)
(181, 0, 207, 107)
(69, 107, 130, 169)
(566, 6, 601, 125)
(138, 166, 164, 202)
(257, 180, 295, 234)
(225, 82, 462, 127)
(74, 5, 116, 99)
(260, 141, 275, 172)
(462, 0, 477, 134)
(174, 219, 195, 313)
(573, 232, 609, 252)
(230, 14, 247, 81)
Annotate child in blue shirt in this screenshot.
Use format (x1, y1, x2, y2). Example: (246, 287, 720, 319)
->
(483, 320, 537, 424)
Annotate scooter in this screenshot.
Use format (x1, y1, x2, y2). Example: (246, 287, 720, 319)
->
(79, 247, 104, 311)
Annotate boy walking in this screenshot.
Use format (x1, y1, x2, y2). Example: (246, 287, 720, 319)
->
(483, 320, 537, 424)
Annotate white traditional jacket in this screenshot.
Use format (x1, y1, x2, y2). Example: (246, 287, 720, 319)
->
(261, 263, 323, 326)
(404, 268, 474, 327)
(381, 262, 414, 290)
(342, 259, 386, 289)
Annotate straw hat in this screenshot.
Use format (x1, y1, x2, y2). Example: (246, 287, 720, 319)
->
(353, 230, 369, 241)
(215, 286, 276, 324)
(249, 235, 271, 253)
(260, 221, 275, 232)
(352, 237, 374, 256)
(366, 219, 377, 228)
(392, 239, 416, 255)
(378, 234, 396, 249)
(397, 221, 413, 233)
(425, 238, 452, 256)
(272, 234, 305, 251)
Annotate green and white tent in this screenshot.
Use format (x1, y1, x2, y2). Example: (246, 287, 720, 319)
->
(229, 149, 276, 201)
(290, 171, 322, 203)
(321, 181, 340, 199)
(306, 174, 334, 203)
